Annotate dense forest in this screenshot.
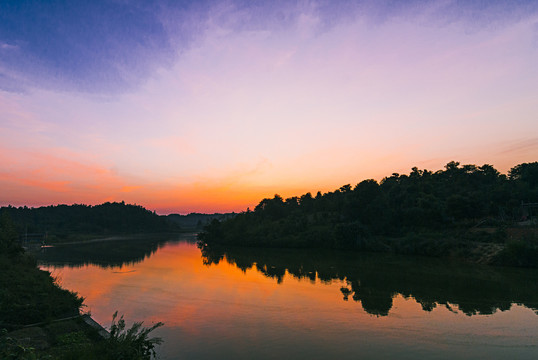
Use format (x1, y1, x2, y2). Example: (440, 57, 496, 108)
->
(199, 162, 538, 266)
(1, 202, 178, 242)
(167, 212, 235, 230)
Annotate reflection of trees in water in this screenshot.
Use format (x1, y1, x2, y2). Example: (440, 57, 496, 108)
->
(37, 234, 193, 268)
(200, 245, 538, 317)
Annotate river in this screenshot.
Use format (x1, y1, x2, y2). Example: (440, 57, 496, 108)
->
(37, 233, 538, 359)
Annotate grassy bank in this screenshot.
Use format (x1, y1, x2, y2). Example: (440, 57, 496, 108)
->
(0, 253, 83, 330)
(0, 253, 164, 359)
(1, 212, 163, 359)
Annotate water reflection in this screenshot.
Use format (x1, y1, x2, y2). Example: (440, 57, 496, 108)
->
(37, 237, 538, 359)
(36, 233, 196, 268)
(37, 236, 538, 318)
(200, 245, 538, 317)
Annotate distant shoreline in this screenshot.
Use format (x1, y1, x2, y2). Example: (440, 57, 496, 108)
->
(45, 231, 188, 246)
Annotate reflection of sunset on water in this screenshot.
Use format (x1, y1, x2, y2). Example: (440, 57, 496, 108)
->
(40, 238, 538, 359)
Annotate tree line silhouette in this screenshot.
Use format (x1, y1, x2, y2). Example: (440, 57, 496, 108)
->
(199, 161, 538, 266)
(1, 202, 178, 242)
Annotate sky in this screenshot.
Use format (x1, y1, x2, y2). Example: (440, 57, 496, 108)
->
(1, 0, 537, 214)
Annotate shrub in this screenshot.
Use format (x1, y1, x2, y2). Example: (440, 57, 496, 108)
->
(101, 312, 164, 360)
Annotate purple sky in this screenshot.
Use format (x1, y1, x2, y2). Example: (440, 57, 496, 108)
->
(1, 1, 537, 213)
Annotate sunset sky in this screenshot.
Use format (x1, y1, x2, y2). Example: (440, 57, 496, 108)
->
(1, 0, 537, 214)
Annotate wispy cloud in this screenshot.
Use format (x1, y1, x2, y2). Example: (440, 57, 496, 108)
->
(498, 138, 538, 156)
(2, 1, 536, 94)
(0, 42, 18, 50)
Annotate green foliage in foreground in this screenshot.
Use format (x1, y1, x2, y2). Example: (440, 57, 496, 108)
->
(0, 211, 84, 329)
(0, 252, 84, 329)
(104, 311, 163, 360)
(1, 313, 164, 360)
(0, 329, 40, 360)
(199, 161, 538, 266)
(44, 313, 164, 360)
(0, 212, 164, 359)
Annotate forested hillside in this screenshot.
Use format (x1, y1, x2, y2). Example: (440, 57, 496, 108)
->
(2, 202, 176, 242)
(167, 213, 235, 229)
(199, 162, 538, 266)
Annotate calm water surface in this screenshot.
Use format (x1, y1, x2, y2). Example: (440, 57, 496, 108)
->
(38, 233, 538, 359)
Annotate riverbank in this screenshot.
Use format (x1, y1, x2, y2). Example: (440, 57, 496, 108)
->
(2, 315, 108, 359)
(199, 161, 538, 267)
(199, 225, 538, 267)
(0, 253, 83, 330)
(0, 251, 162, 359)
(0, 251, 91, 357)
(44, 231, 187, 246)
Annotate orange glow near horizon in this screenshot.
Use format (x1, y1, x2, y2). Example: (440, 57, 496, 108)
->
(1, 2, 537, 214)
(2, 154, 536, 214)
